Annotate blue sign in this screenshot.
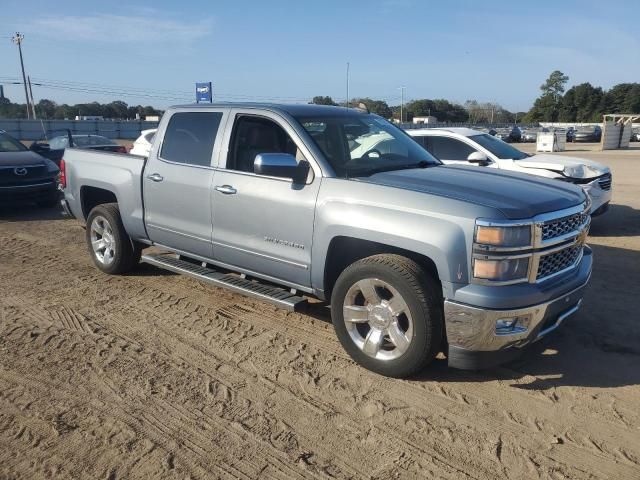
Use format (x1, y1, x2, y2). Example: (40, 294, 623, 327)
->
(196, 82, 212, 103)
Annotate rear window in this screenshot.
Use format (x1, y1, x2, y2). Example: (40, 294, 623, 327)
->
(160, 112, 223, 167)
(73, 136, 116, 147)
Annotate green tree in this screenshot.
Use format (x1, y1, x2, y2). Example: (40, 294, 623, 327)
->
(541, 70, 569, 101)
(403, 99, 468, 123)
(37, 99, 57, 119)
(558, 83, 603, 122)
(310, 96, 337, 106)
(524, 71, 569, 122)
(351, 97, 392, 118)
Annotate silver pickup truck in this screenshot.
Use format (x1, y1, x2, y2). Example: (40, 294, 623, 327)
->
(61, 103, 592, 377)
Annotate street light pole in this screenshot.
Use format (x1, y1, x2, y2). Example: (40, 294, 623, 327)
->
(398, 86, 406, 123)
(12, 32, 31, 119)
(28, 76, 37, 119)
(346, 62, 350, 109)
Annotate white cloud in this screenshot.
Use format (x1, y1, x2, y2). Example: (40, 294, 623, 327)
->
(31, 13, 213, 45)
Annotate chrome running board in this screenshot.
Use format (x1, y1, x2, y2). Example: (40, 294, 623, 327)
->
(141, 253, 308, 312)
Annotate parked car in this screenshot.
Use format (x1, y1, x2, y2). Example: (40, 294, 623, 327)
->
(30, 133, 127, 165)
(566, 127, 577, 142)
(408, 127, 612, 216)
(494, 126, 521, 143)
(61, 103, 592, 377)
(129, 129, 157, 157)
(573, 126, 602, 143)
(522, 127, 549, 143)
(0, 130, 60, 207)
(631, 127, 640, 142)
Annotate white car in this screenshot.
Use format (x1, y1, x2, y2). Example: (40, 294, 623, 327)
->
(129, 129, 157, 157)
(407, 128, 612, 216)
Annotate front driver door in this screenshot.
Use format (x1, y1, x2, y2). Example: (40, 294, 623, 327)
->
(211, 110, 321, 290)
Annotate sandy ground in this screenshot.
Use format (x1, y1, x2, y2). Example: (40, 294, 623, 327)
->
(1, 143, 639, 479)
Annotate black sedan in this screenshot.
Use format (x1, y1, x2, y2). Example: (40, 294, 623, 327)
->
(0, 131, 60, 207)
(573, 126, 602, 143)
(30, 133, 127, 165)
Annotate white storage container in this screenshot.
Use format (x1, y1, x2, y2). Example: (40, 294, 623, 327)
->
(536, 131, 566, 152)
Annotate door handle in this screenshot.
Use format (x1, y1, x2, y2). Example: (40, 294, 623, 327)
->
(147, 173, 164, 182)
(215, 185, 237, 195)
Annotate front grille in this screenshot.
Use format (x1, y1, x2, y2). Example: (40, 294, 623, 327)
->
(598, 173, 612, 191)
(537, 245, 582, 280)
(541, 212, 588, 241)
(0, 165, 49, 185)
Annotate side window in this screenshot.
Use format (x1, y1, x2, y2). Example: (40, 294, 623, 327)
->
(429, 136, 476, 160)
(412, 135, 427, 148)
(160, 112, 222, 167)
(228, 116, 300, 173)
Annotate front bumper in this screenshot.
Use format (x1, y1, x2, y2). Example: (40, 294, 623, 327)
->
(581, 179, 612, 216)
(0, 180, 58, 204)
(444, 248, 592, 370)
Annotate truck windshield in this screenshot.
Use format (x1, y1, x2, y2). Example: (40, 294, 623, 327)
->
(295, 113, 441, 177)
(469, 134, 529, 160)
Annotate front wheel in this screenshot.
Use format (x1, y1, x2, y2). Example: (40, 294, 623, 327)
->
(86, 203, 141, 274)
(331, 254, 443, 378)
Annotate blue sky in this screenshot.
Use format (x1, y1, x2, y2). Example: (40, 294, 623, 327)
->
(1, 0, 638, 111)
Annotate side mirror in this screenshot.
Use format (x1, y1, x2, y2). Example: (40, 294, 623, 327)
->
(30, 142, 50, 152)
(467, 151, 490, 166)
(254, 153, 310, 183)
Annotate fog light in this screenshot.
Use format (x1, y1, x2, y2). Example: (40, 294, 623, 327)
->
(495, 315, 531, 335)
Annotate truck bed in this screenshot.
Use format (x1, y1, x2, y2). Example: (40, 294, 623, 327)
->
(63, 148, 148, 241)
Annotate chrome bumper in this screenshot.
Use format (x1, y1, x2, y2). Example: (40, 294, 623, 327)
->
(60, 198, 73, 217)
(444, 272, 590, 368)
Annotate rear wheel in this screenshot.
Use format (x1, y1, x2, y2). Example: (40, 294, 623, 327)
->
(331, 254, 443, 378)
(86, 203, 141, 274)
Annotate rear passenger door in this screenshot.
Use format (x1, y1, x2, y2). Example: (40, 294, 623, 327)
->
(425, 136, 478, 165)
(143, 109, 228, 259)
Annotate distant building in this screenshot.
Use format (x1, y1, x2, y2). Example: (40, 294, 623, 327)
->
(413, 116, 438, 125)
(75, 115, 104, 121)
(144, 115, 160, 122)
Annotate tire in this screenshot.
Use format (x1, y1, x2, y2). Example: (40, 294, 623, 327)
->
(86, 203, 141, 274)
(330, 254, 443, 378)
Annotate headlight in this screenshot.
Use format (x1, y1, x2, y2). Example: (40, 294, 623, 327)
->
(563, 164, 605, 179)
(475, 224, 531, 248)
(473, 257, 530, 282)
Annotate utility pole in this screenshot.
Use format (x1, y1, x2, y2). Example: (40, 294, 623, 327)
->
(398, 86, 406, 124)
(28, 76, 37, 119)
(12, 32, 31, 119)
(346, 62, 350, 109)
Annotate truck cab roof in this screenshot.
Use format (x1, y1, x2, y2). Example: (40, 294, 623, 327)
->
(169, 103, 369, 118)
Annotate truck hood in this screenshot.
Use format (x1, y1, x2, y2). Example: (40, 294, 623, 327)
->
(355, 165, 586, 219)
(0, 150, 49, 167)
(516, 154, 609, 179)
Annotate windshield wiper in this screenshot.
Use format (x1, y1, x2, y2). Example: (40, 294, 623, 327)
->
(351, 160, 434, 177)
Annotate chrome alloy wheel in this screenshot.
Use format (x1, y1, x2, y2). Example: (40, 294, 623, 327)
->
(90, 215, 116, 265)
(343, 278, 414, 361)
